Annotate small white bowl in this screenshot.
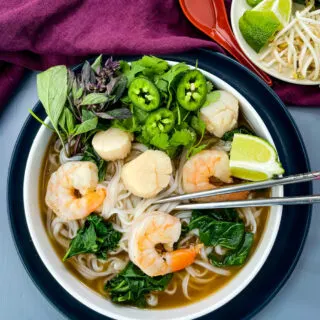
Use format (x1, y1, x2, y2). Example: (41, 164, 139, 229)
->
(23, 63, 283, 320)
(231, 0, 320, 85)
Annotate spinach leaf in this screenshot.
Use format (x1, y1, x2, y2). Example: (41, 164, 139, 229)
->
(105, 262, 172, 307)
(82, 145, 107, 181)
(189, 210, 244, 249)
(63, 214, 121, 261)
(203, 208, 242, 223)
(81, 93, 108, 105)
(210, 233, 254, 266)
(222, 126, 254, 141)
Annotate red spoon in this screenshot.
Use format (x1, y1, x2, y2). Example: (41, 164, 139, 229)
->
(180, 0, 273, 86)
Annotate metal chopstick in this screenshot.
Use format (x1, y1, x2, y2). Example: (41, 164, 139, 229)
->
(174, 194, 320, 210)
(155, 171, 320, 204)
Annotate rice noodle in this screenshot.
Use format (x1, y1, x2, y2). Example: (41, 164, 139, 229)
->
(44, 136, 262, 307)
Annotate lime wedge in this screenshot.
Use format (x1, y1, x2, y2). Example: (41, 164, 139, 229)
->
(246, 0, 263, 7)
(230, 134, 284, 181)
(239, 11, 281, 52)
(253, 0, 292, 27)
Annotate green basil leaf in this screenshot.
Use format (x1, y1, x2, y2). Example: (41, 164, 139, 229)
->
(59, 108, 75, 134)
(73, 117, 98, 136)
(37, 65, 68, 128)
(91, 54, 103, 73)
(81, 93, 108, 105)
(82, 109, 96, 121)
(65, 108, 75, 133)
(28, 108, 55, 131)
(58, 108, 67, 134)
(74, 87, 83, 100)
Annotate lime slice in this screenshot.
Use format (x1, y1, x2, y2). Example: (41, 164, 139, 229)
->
(253, 0, 292, 27)
(239, 11, 281, 52)
(230, 134, 284, 181)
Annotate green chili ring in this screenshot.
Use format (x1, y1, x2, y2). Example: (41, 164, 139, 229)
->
(128, 78, 160, 111)
(145, 108, 175, 135)
(177, 70, 207, 111)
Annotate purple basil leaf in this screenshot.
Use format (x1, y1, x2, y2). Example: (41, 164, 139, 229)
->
(95, 108, 132, 120)
(105, 57, 120, 72)
(106, 76, 119, 95)
(68, 70, 76, 94)
(81, 61, 96, 87)
(112, 76, 127, 103)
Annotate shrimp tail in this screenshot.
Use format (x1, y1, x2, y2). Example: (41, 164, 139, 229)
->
(166, 244, 203, 273)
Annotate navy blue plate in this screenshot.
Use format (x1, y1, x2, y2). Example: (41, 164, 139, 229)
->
(7, 49, 311, 320)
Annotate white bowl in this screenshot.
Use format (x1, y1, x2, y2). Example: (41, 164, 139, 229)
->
(231, 0, 320, 85)
(23, 63, 283, 320)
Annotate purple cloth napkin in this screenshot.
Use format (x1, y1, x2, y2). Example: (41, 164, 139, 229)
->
(0, 0, 319, 108)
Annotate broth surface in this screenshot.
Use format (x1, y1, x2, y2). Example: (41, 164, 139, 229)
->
(40, 135, 269, 309)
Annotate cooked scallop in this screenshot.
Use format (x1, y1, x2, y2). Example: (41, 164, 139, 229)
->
(200, 90, 239, 138)
(92, 128, 133, 161)
(121, 150, 172, 198)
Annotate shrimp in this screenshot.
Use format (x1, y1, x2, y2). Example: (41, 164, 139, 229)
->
(128, 212, 201, 277)
(182, 150, 249, 202)
(45, 161, 106, 221)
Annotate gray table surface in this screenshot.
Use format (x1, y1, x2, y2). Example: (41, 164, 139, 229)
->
(1, 71, 319, 320)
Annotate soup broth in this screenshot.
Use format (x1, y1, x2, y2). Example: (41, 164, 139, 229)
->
(40, 134, 269, 309)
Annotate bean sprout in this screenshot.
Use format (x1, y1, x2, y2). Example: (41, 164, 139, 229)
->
(260, 1, 320, 81)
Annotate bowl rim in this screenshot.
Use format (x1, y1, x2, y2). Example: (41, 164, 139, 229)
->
(22, 60, 283, 320)
(230, 0, 320, 86)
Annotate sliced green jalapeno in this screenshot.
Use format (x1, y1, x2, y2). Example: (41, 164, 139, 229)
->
(176, 70, 207, 111)
(128, 78, 160, 111)
(145, 108, 175, 135)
